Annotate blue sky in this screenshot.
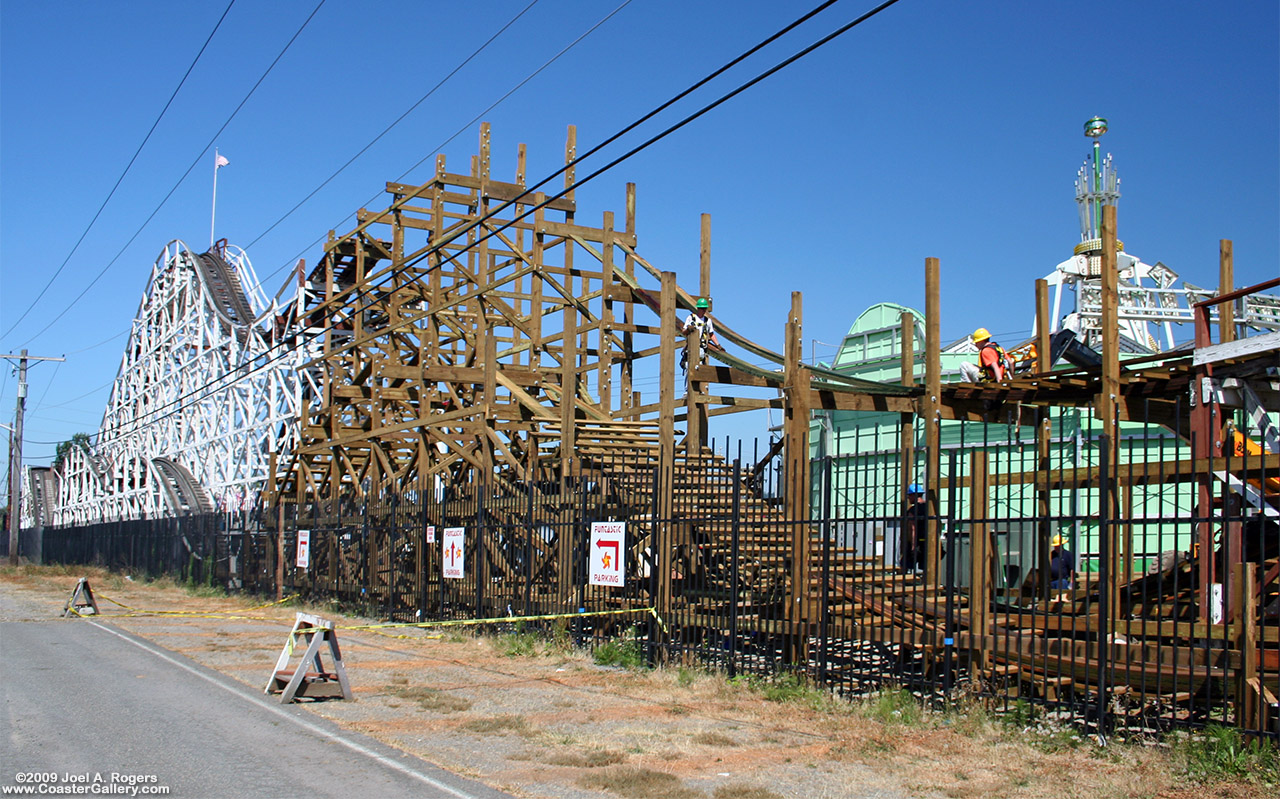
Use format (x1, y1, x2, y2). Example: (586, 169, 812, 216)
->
(1, 0, 1277, 471)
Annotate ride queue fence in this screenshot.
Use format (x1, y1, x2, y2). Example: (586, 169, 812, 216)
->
(37, 422, 1278, 739)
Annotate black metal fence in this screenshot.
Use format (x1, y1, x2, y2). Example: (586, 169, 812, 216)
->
(35, 428, 1279, 738)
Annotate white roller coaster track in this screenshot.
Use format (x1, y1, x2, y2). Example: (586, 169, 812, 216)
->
(53, 240, 318, 525)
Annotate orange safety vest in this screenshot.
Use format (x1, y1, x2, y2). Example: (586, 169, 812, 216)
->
(978, 341, 1012, 381)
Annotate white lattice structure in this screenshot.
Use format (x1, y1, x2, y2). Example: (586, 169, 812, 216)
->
(53, 240, 317, 525)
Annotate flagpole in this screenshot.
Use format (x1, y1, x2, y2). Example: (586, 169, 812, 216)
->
(210, 149, 219, 249)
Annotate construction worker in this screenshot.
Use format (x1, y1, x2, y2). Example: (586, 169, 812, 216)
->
(1048, 534, 1075, 593)
(900, 483, 927, 572)
(681, 297, 722, 372)
(959, 327, 1012, 383)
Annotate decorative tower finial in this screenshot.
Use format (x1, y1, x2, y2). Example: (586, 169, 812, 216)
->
(1074, 117, 1120, 257)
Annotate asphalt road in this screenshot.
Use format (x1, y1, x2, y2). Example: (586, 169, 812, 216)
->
(0, 617, 514, 799)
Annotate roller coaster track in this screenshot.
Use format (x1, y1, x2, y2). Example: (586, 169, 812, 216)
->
(53, 240, 311, 524)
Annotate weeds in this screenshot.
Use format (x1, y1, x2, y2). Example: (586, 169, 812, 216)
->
(730, 671, 830, 708)
(1175, 724, 1280, 786)
(858, 688, 924, 726)
(593, 627, 645, 669)
(496, 627, 539, 658)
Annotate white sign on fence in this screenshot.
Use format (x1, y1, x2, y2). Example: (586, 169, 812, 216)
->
(296, 529, 311, 570)
(588, 521, 626, 587)
(426, 524, 436, 544)
(442, 527, 466, 580)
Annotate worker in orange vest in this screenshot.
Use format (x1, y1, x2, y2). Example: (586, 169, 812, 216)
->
(959, 328, 1011, 383)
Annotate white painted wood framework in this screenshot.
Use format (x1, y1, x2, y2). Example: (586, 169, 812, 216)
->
(53, 240, 314, 524)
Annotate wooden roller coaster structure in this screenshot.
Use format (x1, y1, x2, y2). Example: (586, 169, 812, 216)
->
(267, 125, 1279, 733)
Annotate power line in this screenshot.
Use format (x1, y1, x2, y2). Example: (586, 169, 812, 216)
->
(0, 0, 238, 342)
(258, 0, 635, 289)
(85, 0, 904, 448)
(256, 0, 843, 290)
(17, 0, 328, 349)
(243, 0, 545, 254)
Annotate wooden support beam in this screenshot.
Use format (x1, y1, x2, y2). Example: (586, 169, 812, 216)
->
(969, 449, 991, 677)
(1219, 239, 1235, 344)
(899, 310, 916, 504)
(784, 291, 812, 633)
(1035, 278, 1050, 374)
(1098, 204, 1119, 430)
(560, 300, 577, 468)
(925, 257, 942, 588)
(660, 272, 677, 468)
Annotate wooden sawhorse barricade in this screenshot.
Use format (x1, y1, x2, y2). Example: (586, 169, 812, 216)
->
(63, 578, 99, 617)
(265, 613, 353, 703)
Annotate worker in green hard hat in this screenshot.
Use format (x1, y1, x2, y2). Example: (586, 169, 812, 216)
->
(681, 297, 722, 372)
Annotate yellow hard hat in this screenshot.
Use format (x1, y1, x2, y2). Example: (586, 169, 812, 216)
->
(972, 327, 991, 343)
(1051, 534, 1064, 547)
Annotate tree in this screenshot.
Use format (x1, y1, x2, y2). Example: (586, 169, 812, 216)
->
(53, 432, 91, 471)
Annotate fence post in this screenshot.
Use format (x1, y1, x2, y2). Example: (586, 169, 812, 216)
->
(817, 456, 833, 685)
(476, 483, 487, 619)
(362, 492, 371, 610)
(1235, 561, 1259, 732)
(943, 445, 958, 697)
(729, 457, 742, 678)
(524, 475, 535, 617)
(420, 481, 430, 621)
(1097, 432, 1113, 736)
(968, 450, 990, 687)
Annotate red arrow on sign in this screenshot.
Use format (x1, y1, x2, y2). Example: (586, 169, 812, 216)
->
(595, 538, 620, 571)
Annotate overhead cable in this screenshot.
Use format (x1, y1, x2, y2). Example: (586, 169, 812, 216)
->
(1, 0, 238, 342)
(89, 0, 904, 445)
(17, 0, 328, 349)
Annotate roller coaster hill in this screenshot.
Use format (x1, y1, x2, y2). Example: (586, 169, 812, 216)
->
(32, 122, 1280, 739)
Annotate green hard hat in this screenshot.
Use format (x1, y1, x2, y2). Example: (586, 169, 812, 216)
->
(695, 298, 709, 309)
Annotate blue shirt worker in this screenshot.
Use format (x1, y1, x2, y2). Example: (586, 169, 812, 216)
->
(1048, 534, 1075, 591)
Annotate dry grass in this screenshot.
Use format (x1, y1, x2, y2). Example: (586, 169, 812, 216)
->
(691, 730, 738, 747)
(577, 765, 701, 799)
(539, 749, 626, 768)
(712, 786, 784, 799)
(389, 685, 473, 713)
(459, 714, 533, 736)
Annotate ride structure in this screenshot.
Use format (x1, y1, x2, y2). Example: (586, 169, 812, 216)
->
(54, 239, 311, 525)
(1042, 117, 1280, 353)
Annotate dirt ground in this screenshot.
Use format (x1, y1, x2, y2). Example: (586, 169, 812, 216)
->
(1, 565, 1270, 799)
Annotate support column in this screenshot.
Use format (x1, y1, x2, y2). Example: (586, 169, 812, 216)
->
(924, 258, 942, 587)
(899, 311, 916, 507)
(969, 450, 991, 678)
(1219, 240, 1235, 343)
(1035, 278, 1051, 374)
(784, 292, 812, 629)
(561, 301, 578, 476)
(1095, 206, 1122, 628)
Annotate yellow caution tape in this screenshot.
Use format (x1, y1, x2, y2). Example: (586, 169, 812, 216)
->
(72, 581, 671, 639)
(337, 606, 667, 635)
(84, 591, 299, 620)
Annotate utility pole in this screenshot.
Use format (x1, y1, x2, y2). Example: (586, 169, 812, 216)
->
(4, 350, 65, 565)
